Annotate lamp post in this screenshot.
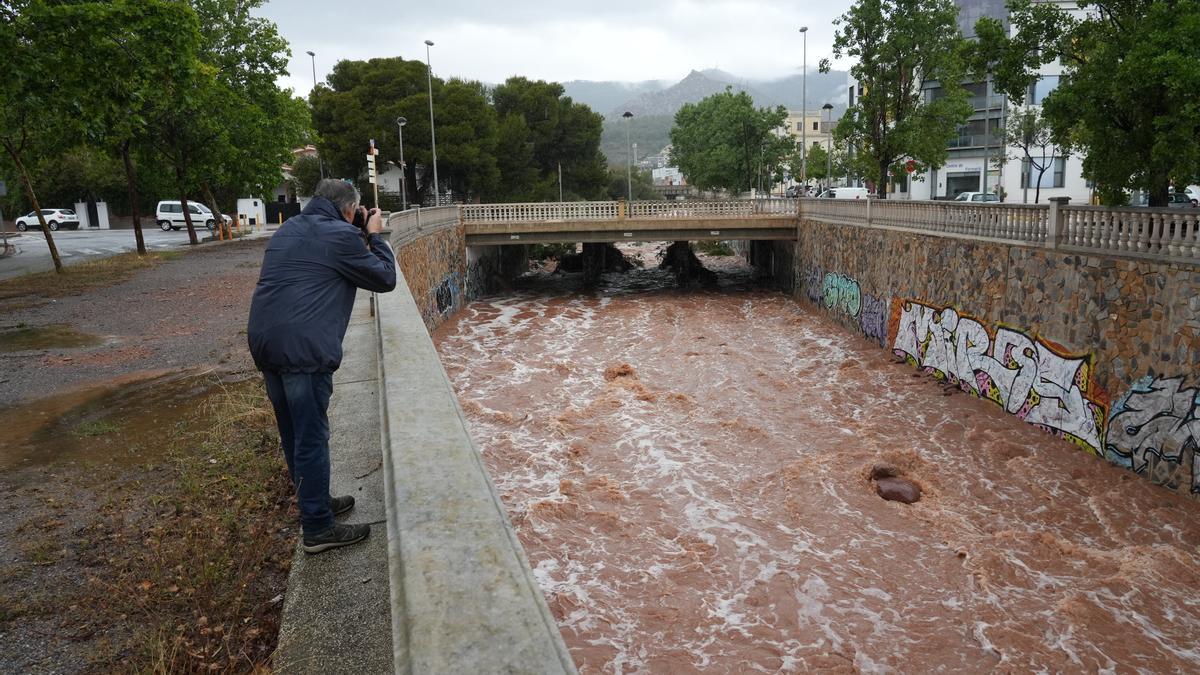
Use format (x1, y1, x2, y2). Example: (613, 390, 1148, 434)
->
(306, 50, 324, 179)
(622, 111, 633, 202)
(799, 27, 808, 192)
(424, 39, 440, 205)
(396, 116, 408, 211)
(822, 103, 834, 192)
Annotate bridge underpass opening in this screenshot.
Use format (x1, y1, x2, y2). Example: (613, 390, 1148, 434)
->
(431, 242, 1200, 673)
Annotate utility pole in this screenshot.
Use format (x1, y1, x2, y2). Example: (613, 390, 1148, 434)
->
(306, 50, 324, 179)
(425, 39, 440, 205)
(558, 162, 563, 202)
(396, 117, 408, 211)
(622, 111, 634, 202)
(799, 27, 808, 192)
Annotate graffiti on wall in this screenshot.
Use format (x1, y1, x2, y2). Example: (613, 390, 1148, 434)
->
(1106, 376, 1200, 493)
(822, 273, 861, 318)
(858, 294, 889, 347)
(803, 267, 891, 347)
(891, 299, 1107, 454)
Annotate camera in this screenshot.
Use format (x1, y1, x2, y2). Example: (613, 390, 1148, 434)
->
(351, 206, 371, 231)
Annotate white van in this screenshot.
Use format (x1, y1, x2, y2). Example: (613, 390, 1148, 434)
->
(155, 200, 231, 231)
(818, 187, 870, 199)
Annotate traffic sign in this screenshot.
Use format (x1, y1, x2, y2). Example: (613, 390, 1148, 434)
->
(905, 160, 917, 174)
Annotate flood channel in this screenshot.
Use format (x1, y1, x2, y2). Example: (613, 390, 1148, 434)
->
(433, 243, 1200, 673)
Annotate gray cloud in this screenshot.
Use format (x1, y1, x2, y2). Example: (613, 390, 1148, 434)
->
(254, 0, 851, 94)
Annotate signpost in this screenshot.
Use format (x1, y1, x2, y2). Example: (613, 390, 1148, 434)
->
(367, 139, 379, 208)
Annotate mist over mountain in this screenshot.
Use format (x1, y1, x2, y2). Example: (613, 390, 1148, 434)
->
(565, 68, 851, 168)
(563, 68, 850, 120)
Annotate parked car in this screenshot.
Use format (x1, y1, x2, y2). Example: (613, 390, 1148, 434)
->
(1182, 185, 1199, 206)
(953, 191, 1000, 202)
(155, 200, 232, 231)
(15, 209, 81, 232)
(816, 187, 870, 199)
(1130, 192, 1196, 208)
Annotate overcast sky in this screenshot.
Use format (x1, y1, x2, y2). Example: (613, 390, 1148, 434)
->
(253, 0, 851, 95)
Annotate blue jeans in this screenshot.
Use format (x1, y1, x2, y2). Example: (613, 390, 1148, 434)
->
(263, 370, 335, 536)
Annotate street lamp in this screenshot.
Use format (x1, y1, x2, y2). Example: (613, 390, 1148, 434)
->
(424, 39, 440, 205)
(799, 27, 808, 191)
(396, 116, 408, 211)
(822, 103, 834, 192)
(622, 111, 633, 202)
(306, 50, 324, 179)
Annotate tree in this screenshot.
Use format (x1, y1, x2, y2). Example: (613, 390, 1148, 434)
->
(820, 0, 973, 198)
(605, 167, 657, 201)
(492, 77, 609, 202)
(0, 1, 67, 271)
(975, 0, 1200, 207)
(313, 57, 498, 206)
(290, 155, 323, 198)
(669, 88, 796, 195)
(995, 107, 1059, 204)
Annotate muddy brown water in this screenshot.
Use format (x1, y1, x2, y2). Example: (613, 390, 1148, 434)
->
(434, 244, 1200, 673)
(0, 370, 249, 474)
(0, 324, 101, 352)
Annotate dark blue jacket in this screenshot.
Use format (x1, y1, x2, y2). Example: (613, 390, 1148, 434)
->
(247, 197, 397, 373)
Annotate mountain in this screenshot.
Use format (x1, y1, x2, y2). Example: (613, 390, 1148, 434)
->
(561, 79, 670, 118)
(566, 68, 854, 167)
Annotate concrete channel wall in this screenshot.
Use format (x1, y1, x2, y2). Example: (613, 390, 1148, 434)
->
(379, 212, 577, 673)
(759, 218, 1200, 496)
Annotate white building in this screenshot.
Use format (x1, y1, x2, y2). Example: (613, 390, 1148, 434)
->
(896, 0, 1092, 204)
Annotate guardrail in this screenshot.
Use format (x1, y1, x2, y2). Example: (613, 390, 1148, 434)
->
(1060, 205, 1200, 258)
(386, 205, 460, 247)
(460, 199, 797, 224)
(798, 197, 1198, 263)
(387, 198, 1198, 265)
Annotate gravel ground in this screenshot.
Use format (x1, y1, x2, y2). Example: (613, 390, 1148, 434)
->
(0, 239, 266, 408)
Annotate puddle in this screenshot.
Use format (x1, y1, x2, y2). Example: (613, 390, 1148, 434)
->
(0, 323, 102, 352)
(0, 369, 254, 472)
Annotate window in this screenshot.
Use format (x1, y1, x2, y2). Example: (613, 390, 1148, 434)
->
(1028, 76, 1060, 105)
(189, 205, 203, 214)
(797, 122, 803, 131)
(812, 122, 819, 132)
(1021, 157, 1066, 188)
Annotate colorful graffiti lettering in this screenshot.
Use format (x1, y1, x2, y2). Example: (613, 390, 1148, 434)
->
(802, 265, 824, 304)
(822, 273, 861, 318)
(891, 299, 1107, 454)
(859, 294, 889, 347)
(1106, 376, 1200, 493)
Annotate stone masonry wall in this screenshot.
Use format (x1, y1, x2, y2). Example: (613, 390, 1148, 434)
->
(395, 225, 526, 333)
(776, 220, 1200, 495)
(396, 225, 468, 332)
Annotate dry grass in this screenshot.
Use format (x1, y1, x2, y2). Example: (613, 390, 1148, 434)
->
(0, 250, 182, 309)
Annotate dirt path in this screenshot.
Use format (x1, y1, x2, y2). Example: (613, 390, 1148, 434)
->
(0, 240, 265, 407)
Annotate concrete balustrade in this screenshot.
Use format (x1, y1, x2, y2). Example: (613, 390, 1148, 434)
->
(387, 197, 1196, 267)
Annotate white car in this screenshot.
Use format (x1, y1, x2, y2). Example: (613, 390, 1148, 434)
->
(155, 200, 231, 231)
(15, 209, 81, 232)
(816, 187, 871, 199)
(1184, 185, 1199, 206)
(953, 191, 1000, 202)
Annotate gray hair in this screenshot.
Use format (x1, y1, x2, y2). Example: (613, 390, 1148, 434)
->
(313, 179, 360, 213)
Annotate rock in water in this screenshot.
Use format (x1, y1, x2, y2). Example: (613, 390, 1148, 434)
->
(875, 476, 921, 504)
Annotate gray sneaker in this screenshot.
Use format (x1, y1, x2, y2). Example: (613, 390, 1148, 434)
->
(303, 523, 370, 554)
(330, 495, 355, 516)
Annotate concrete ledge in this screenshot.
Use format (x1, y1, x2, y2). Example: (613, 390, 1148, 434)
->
(275, 300, 393, 674)
(376, 273, 577, 674)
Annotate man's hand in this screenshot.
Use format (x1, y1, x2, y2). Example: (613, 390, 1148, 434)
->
(365, 208, 383, 235)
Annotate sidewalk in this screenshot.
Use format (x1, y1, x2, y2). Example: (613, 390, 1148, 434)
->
(273, 293, 394, 673)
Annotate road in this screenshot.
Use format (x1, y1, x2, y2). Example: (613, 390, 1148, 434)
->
(0, 227, 264, 280)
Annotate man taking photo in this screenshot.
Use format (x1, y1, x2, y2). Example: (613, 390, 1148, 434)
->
(247, 179, 397, 554)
